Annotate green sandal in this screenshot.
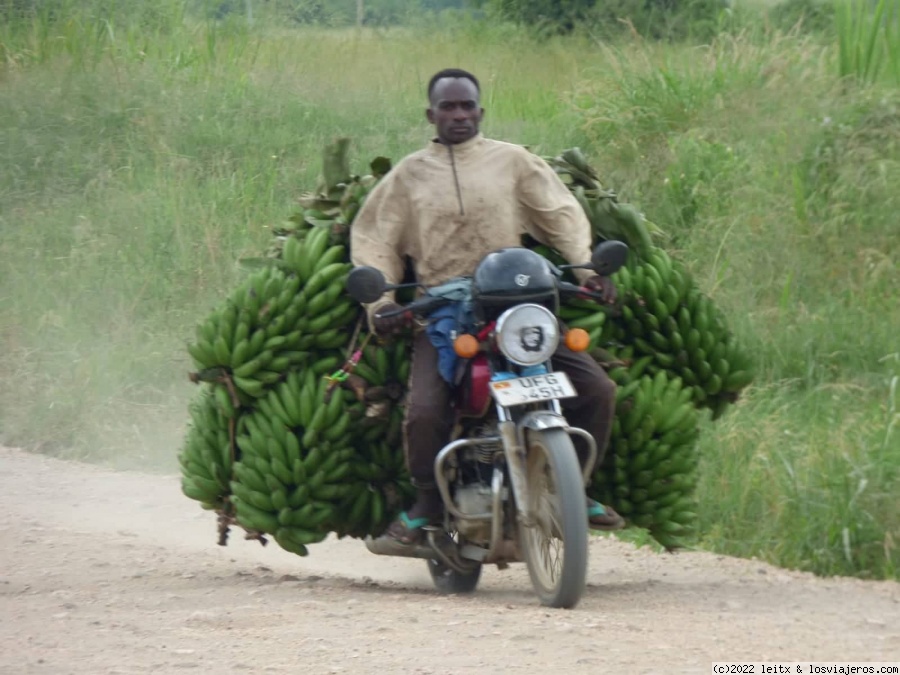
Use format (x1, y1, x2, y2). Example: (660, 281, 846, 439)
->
(384, 511, 432, 545)
(587, 499, 625, 531)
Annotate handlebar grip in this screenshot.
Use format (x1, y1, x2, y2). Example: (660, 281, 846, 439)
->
(407, 296, 451, 316)
(376, 296, 450, 319)
(376, 306, 409, 319)
(557, 281, 605, 302)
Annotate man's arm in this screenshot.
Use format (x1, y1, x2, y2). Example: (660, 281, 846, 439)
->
(349, 168, 411, 326)
(516, 151, 595, 284)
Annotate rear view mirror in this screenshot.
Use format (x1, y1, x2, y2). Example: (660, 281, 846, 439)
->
(591, 240, 629, 276)
(346, 266, 387, 304)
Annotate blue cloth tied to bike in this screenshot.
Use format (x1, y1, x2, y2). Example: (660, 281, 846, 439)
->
(422, 278, 474, 384)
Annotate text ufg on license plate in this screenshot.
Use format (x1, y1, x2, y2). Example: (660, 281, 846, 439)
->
(489, 372, 577, 406)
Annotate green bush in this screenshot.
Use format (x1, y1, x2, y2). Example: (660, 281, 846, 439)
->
(587, 0, 728, 41)
(490, 0, 731, 40)
(206, 0, 458, 26)
(767, 0, 836, 34)
(0, 0, 186, 30)
(492, 0, 596, 32)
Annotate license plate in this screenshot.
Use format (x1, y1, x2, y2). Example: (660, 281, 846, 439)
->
(489, 372, 577, 407)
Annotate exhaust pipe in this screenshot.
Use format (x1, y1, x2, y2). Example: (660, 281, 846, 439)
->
(364, 536, 437, 560)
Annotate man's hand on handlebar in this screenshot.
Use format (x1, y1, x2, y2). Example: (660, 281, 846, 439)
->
(583, 275, 617, 304)
(372, 303, 408, 335)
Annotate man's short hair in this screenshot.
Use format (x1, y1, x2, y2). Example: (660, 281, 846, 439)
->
(427, 68, 480, 101)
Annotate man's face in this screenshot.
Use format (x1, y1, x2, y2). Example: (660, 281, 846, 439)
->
(426, 77, 484, 145)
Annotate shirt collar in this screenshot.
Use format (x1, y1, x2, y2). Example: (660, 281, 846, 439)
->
(427, 133, 484, 159)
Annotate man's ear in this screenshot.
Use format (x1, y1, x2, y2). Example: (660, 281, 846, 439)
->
(426, 107, 435, 124)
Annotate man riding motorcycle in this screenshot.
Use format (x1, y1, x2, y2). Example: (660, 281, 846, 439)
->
(349, 68, 624, 545)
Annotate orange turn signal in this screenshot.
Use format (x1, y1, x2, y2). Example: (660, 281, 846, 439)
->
(454, 334, 479, 359)
(564, 328, 590, 352)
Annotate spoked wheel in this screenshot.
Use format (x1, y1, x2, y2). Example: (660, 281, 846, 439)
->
(518, 428, 588, 609)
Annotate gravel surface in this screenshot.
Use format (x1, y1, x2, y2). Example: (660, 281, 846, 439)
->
(1, 447, 898, 674)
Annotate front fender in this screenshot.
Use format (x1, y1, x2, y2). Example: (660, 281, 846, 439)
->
(516, 411, 597, 486)
(518, 410, 569, 433)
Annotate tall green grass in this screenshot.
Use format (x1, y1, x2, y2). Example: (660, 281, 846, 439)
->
(0, 3, 897, 578)
(835, 0, 900, 83)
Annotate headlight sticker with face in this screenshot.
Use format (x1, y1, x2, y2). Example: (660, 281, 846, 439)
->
(520, 326, 545, 352)
(496, 304, 559, 366)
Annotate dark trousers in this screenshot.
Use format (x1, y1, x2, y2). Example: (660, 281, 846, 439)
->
(403, 331, 616, 487)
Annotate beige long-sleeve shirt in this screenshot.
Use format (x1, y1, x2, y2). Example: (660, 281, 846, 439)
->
(350, 134, 594, 318)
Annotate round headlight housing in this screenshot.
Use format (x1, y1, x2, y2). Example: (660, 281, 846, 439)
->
(495, 304, 560, 367)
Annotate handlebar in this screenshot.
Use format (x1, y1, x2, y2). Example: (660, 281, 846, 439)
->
(374, 280, 605, 325)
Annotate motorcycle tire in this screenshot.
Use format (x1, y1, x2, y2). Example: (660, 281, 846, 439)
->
(518, 428, 588, 609)
(427, 558, 482, 594)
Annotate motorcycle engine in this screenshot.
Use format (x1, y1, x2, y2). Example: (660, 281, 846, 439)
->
(454, 484, 493, 542)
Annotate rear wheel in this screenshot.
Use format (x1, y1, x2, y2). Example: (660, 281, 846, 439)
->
(426, 529, 483, 594)
(427, 558, 482, 594)
(518, 428, 588, 609)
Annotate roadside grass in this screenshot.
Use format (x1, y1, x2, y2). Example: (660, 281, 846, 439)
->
(698, 376, 899, 578)
(0, 6, 897, 577)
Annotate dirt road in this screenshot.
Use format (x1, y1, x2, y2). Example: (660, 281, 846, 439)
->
(1, 447, 897, 674)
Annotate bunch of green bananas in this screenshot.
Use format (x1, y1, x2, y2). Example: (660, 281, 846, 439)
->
(226, 363, 413, 554)
(609, 248, 755, 418)
(185, 226, 358, 408)
(179, 223, 364, 532)
(178, 389, 234, 511)
(589, 365, 701, 550)
(182, 226, 415, 546)
(552, 243, 756, 418)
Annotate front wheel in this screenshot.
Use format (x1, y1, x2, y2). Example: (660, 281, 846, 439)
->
(518, 428, 588, 609)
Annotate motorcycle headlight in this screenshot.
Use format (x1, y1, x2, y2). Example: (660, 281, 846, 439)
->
(495, 304, 560, 367)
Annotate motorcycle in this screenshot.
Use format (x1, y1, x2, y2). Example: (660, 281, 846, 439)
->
(346, 240, 628, 609)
